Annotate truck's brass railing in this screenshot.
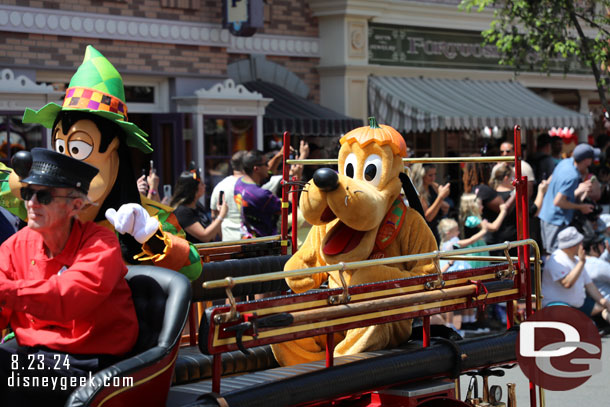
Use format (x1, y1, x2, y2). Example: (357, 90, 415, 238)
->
(193, 234, 282, 250)
(286, 156, 514, 166)
(203, 239, 542, 312)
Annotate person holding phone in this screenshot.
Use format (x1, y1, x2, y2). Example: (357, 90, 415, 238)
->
(136, 161, 160, 203)
(170, 170, 228, 243)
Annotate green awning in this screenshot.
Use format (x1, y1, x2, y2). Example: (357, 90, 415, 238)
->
(369, 76, 593, 133)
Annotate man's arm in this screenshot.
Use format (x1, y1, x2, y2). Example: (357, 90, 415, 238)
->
(559, 247, 586, 289)
(553, 192, 594, 214)
(585, 282, 610, 313)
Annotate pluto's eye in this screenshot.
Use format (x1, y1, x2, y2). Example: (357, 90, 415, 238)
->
(363, 154, 382, 187)
(55, 139, 66, 154)
(344, 153, 357, 178)
(68, 140, 93, 160)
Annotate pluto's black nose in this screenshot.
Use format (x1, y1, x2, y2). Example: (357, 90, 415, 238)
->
(313, 167, 339, 192)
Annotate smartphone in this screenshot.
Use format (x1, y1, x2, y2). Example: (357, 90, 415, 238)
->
(219, 190, 225, 204)
(163, 184, 172, 198)
(149, 159, 155, 174)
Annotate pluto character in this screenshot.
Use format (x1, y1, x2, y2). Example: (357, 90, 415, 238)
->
(271, 118, 438, 366)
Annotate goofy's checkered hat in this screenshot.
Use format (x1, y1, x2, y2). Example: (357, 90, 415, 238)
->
(22, 45, 152, 153)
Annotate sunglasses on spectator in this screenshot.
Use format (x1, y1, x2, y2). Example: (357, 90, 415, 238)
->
(500, 150, 513, 154)
(21, 187, 76, 205)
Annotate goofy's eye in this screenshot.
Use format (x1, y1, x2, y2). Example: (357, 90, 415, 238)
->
(68, 140, 93, 160)
(55, 139, 66, 154)
(363, 154, 382, 187)
(343, 153, 357, 178)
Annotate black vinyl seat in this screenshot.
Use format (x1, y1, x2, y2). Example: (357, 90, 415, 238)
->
(66, 265, 192, 407)
(172, 255, 290, 386)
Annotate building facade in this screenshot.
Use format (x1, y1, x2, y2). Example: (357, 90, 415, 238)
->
(309, 0, 600, 159)
(0, 0, 332, 190)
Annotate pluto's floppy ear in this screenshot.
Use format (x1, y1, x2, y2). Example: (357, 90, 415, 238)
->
(399, 172, 425, 218)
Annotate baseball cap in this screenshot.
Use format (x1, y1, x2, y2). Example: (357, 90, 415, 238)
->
(572, 144, 600, 162)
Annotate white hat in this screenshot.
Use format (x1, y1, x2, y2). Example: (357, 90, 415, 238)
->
(557, 226, 584, 249)
(600, 214, 610, 229)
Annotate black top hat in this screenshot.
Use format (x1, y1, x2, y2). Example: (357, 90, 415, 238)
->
(14, 148, 99, 194)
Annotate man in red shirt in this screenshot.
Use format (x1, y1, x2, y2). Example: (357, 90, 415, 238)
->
(0, 148, 138, 406)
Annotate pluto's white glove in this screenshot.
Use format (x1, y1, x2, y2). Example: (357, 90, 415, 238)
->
(105, 204, 160, 244)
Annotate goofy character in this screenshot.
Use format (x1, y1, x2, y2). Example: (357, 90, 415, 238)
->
(17, 45, 201, 280)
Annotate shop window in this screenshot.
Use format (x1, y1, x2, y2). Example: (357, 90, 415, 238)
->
(204, 116, 255, 201)
(0, 114, 44, 165)
(124, 86, 155, 104)
(403, 132, 432, 157)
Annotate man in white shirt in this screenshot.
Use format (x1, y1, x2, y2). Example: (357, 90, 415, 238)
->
(210, 151, 246, 241)
(542, 227, 610, 323)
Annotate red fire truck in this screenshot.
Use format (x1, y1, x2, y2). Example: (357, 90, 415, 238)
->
(65, 126, 544, 407)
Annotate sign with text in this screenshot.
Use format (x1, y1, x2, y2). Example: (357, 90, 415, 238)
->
(368, 24, 588, 73)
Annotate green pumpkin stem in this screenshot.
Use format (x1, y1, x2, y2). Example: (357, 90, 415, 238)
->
(368, 117, 380, 129)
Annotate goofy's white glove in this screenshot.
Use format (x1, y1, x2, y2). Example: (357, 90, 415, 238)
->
(105, 204, 160, 244)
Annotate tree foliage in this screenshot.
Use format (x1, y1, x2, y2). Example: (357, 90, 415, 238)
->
(460, 0, 610, 109)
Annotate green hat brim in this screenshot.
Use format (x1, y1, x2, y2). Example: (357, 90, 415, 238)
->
(23, 103, 153, 154)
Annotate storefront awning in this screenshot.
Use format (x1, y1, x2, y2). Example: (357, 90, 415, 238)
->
(244, 81, 363, 136)
(369, 76, 593, 133)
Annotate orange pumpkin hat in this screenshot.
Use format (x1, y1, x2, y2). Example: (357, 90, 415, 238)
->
(340, 117, 407, 158)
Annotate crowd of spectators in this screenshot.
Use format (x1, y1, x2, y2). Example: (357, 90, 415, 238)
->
(409, 130, 610, 336)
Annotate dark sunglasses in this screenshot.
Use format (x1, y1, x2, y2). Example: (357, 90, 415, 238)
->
(500, 150, 513, 154)
(21, 187, 76, 205)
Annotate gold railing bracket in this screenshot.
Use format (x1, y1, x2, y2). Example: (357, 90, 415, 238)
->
(425, 251, 446, 290)
(497, 243, 515, 279)
(328, 262, 351, 305)
(213, 277, 241, 324)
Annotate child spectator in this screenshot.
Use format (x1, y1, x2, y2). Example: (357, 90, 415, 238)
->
(437, 218, 488, 272)
(459, 193, 507, 268)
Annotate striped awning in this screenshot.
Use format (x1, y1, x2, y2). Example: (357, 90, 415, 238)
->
(369, 76, 593, 133)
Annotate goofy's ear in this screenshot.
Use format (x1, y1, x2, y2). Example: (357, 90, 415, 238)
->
(399, 172, 425, 218)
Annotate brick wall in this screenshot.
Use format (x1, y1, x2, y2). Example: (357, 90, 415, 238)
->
(263, 0, 318, 37)
(5, 0, 222, 23)
(1, 1, 319, 97)
(5, 0, 318, 33)
(0, 33, 228, 76)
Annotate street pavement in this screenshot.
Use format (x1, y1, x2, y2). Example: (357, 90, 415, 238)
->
(458, 335, 610, 406)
